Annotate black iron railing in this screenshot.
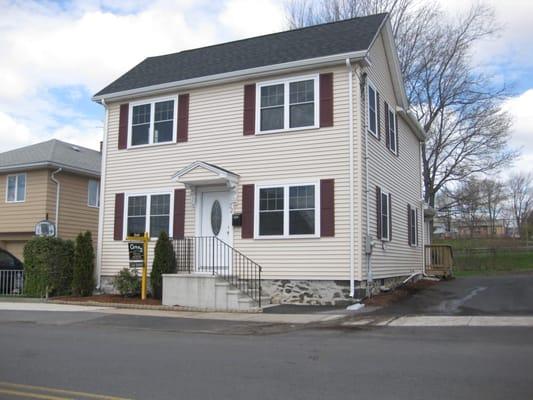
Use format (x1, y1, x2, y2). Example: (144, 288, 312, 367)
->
(173, 237, 263, 307)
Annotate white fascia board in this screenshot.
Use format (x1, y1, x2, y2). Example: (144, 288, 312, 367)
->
(380, 19, 409, 109)
(397, 108, 426, 142)
(0, 162, 101, 178)
(92, 50, 367, 103)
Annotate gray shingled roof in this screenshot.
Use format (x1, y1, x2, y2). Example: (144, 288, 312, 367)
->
(95, 13, 387, 97)
(0, 139, 101, 176)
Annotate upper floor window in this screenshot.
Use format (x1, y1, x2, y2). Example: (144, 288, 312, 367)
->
(256, 181, 319, 238)
(367, 83, 378, 137)
(387, 104, 397, 154)
(126, 192, 172, 238)
(88, 180, 100, 208)
(6, 174, 26, 203)
(257, 75, 319, 134)
(129, 98, 176, 147)
(408, 205, 418, 246)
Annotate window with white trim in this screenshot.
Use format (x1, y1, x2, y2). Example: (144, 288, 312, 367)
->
(6, 174, 26, 203)
(409, 205, 418, 246)
(381, 190, 390, 241)
(367, 83, 378, 137)
(387, 104, 397, 153)
(257, 75, 318, 133)
(129, 98, 176, 147)
(88, 180, 99, 207)
(256, 182, 319, 237)
(126, 193, 171, 238)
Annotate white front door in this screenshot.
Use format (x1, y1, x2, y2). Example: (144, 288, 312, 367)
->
(197, 190, 232, 273)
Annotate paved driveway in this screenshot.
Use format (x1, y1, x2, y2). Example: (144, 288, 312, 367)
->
(369, 272, 533, 316)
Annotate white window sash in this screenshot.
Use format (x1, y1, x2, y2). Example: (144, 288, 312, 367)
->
(123, 190, 174, 240)
(5, 174, 26, 203)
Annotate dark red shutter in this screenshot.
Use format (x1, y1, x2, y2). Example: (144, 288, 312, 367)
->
(319, 73, 334, 127)
(376, 187, 382, 239)
(384, 102, 390, 149)
(173, 189, 186, 239)
(407, 204, 412, 245)
(243, 84, 256, 135)
(320, 179, 335, 237)
(113, 193, 124, 240)
(118, 104, 129, 150)
(242, 184, 254, 238)
(376, 92, 381, 140)
(177, 94, 189, 143)
(388, 193, 392, 241)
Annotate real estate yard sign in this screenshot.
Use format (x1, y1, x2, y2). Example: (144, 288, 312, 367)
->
(126, 233, 149, 300)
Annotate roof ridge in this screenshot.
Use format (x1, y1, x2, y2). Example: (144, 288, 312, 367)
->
(149, 13, 389, 60)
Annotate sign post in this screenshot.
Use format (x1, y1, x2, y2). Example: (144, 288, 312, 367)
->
(126, 232, 149, 300)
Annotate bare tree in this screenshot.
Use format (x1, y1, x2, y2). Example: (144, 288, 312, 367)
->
(480, 178, 507, 237)
(446, 178, 484, 238)
(285, 0, 515, 207)
(507, 173, 533, 238)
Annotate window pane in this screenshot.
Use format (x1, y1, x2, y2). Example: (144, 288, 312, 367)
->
(259, 188, 284, 211)
(261, 84, 284, 107)
(154, 121, 173, 143)
(7, 176, 16, 201)
(289, 80, 314, 103)
(289, 210, 315, 235)
(154, 101, 174, 122)
(150, 194, 170, 215)
(127, 217, 146, 236)
(389, 111, 396, 151)
(16, 174, 25, 201)
(150, 216, 169, 237)
(127, 196, 146, 236)
(259, 211, 284, 235)
(260, 107, 284, 131)
(154, 101, 174, 143)
(88, 180, 99, 207)
(132, 124, 149, 146)
(132, 104, 151, 124)
(289, 185, 314, 209)
(368, 86, 376, 133)
(290, 103, 314, 128)
(381, 193, 388, 238)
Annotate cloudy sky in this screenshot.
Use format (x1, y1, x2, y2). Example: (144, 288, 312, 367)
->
(0, 0, 531, 175)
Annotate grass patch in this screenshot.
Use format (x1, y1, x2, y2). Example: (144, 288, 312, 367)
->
(454, 250, 533, 277)
(434, 237, 530, 250)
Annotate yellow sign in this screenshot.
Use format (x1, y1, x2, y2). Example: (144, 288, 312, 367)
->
(126, 232, 149, 300)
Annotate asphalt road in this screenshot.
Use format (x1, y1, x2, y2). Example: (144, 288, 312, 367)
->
(0, 273, 532, 400)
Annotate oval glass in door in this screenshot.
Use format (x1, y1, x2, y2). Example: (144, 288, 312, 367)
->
(211, 200, 222, 236)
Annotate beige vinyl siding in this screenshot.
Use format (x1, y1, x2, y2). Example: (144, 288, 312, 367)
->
(0, 170, 49, 233)
(360, 32, 423, 279)
(100, 66, 358, 280)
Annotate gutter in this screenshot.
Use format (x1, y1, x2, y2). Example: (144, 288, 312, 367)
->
(397, 108, 425, 142)
(93, 50, 368, 103)
(0, 162, 100, 178)
(95, 99, 109, 290)
(50, 168, 62, 237)
(346, 58, 355, 297)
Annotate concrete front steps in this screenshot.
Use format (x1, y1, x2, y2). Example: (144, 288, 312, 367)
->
(162, 273, 270, 312)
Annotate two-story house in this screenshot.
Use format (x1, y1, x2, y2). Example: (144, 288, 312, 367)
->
(0, 139, 101, 259)
(93, 13, 426, 307)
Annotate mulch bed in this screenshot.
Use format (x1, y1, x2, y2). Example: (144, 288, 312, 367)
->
(363, 279, 438, 308)
(52, 294, 162, 306)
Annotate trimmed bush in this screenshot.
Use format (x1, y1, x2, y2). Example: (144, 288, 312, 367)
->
(23, 237, 75, 297)
(113, 268, 140, 297)
(150, 231, 177, 299)
(72, 231, 95, 296)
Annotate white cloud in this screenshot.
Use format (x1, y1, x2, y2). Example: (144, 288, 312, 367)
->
(503, 89, 533, 175)
(219, 0, 284, 37)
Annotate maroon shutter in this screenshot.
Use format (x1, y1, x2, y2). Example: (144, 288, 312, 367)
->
(113, 193, 124, 240)
(319, 73, 334, 127)
(320, 179, 335, 237)
(243, 84, 256, 135)
(407, 204, 412, 245)
(376, 187, 382, 239)
(242, 184, 254, 238)
(384, 102, 390, 149)
(388, 193, 392, 241)
(173, 189, 186, 239)
(118, 104, 129, 150)
(376, 92, 381, 140)
(177, 94, 189, 143)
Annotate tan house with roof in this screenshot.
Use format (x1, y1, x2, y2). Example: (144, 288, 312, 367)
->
(93, 13, 426, 308)
(0, 139, 101, 259)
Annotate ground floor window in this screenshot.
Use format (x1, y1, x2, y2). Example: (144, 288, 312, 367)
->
(126, 192, 171, 238)
(256, 182, 319, 238)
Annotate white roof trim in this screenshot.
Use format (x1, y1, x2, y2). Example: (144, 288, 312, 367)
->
(172, 161, 239, 185)
(397, 108, 426, 141)
(0, 161, 101, 177)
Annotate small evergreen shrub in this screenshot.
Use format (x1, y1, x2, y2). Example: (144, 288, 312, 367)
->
(113, 268, 141, 297)
(72, 231, 95, 296)
(150, 231, 177, 299)
(23, 237, 74, 297)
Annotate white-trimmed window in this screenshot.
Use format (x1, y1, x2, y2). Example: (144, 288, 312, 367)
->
(255, 182, 319, 238)
(88, 180, 99, 208)
(6, 174, 26, 203)
(367, 82, 378, 137)
(125, 192, 173, 238)
(387, 103, 397, 154)
(408, 205, 418, 246)
(256, 75, 319, 133)
(129, 97, 177, 147)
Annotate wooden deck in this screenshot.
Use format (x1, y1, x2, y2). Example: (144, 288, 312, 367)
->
(425, 245, 454, 278)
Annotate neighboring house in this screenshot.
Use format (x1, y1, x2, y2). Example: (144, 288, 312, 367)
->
(93, 13, 426, 305)
(0, 140, 101, 259)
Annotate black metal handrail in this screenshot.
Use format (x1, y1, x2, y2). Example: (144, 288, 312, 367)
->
(172, 237, 263, 307)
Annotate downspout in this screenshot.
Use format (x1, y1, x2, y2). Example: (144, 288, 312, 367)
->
(50, 168, 62, 237)
(96, 98, 109, 290)
(420, 141, 426, 275)
(346, 58, 355, 297)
